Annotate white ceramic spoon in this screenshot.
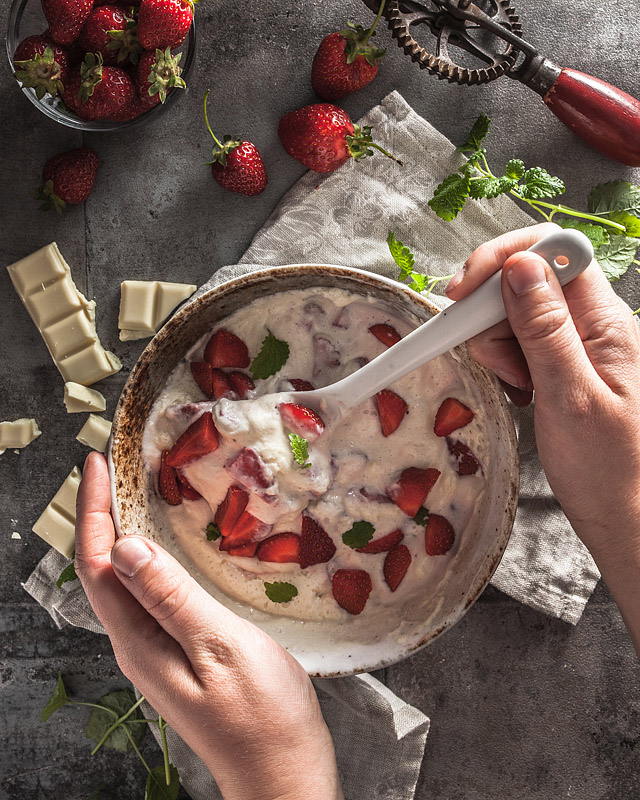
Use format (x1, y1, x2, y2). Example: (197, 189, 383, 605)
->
(288, 228, 593, 421)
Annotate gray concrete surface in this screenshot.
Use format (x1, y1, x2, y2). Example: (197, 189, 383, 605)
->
(1, 1, 639, 798)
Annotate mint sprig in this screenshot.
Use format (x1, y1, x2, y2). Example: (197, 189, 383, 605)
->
(428, 114, 640, 282)
(206, 522, 221, 541)
(250, 330, 290, 380)
(342, 520, 375, 549)
(387, 232, 453, 296)
(288, 433, 311, 468)
(56, 560, 78, 589)
(265, 581, 298, 603)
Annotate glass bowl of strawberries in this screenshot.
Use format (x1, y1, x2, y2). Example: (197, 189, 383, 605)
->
(7, 0, 196, 130)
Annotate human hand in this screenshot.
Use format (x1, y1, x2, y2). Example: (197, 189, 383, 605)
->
(445, 223, 640, 574)
(74, 452, 343, 800)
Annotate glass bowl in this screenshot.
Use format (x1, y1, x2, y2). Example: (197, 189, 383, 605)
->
(6, 0, 196, 131)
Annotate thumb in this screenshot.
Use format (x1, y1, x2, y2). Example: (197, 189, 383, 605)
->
(501, 252, 597, 397)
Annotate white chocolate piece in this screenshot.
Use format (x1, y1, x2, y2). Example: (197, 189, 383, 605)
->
(76, 415, 112, 453)
(6, 243, 122, 386)
(118, 280, 196, 341)
(64, 382, 107, 413)
(0, 418, 41, 454)
(32, 466, 82, 558)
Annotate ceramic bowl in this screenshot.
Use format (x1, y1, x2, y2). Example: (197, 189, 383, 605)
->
(6, 0, 195, 131)
(108, 265, 519, 677)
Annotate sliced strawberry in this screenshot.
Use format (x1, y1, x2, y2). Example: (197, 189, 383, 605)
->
(374, 389, 408, 437)
(383, 544, 412, 592)
(388, 467, 441, 517)
(357, 528, 404, 554)
(312, 334, 340, 376)
(229, 371, 255, 399)
(257, 532, 301, 564)
(434, 397, 474, 437)
(214, 485, 249, 537)
(204, 328, 250, 368)
(425, 514, 456, 556)
(288, 378, 314, 392)
(227, 541, 259, 558)
(176, 472, 201, 501)
(227, 448, 273, 491)
(158, 449, 182, 505)
(219, 510, 272, 550)
(212, 368, 237, 400)
(190, 361, 214, 398)
(166, 412, 219, 469)
(446, 437, 482, 476)
(332, 569, 373, 615)
(299, 513, 336, 568)
(369, 324, 401, 347)
(279, 403, 325, 441)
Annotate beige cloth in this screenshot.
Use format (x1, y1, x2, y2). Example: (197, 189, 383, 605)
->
(24, 91, 600, 800)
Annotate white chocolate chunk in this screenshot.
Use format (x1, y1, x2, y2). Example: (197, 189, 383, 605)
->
(76, 415, 112, 453)
(11, 532, 22, 540)
(118, 280, 196, 341)
(0, 419, 41, 454)
(64, 382, 107, 413)
(6, 243, 121, 386)
(32, 466, 82, 558)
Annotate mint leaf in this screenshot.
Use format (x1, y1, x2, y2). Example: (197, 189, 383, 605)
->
(206, 522, 221, 541)
(469, 176, 517, 200)
(505, 159, 525, 179)
(555, 218, 610, 248)
(264, 581, 298, 603)
(56, 561, 78, 589)
(457, 113, 491, 152)
(519, 167, 565, 200)
(145, 764, 180, 800)
(607, 210, 640, 238)
(342, 520, 375, 549)
(250, 331, 289, 380)
(413, 507, 430, 526)
(428, 173, 470, 220)
(41, 671, 69, 722)
(387, 231, 415, 275)
(594, 234, 639, 282)
(86, 689, 145, 754)
(588, 180, 640, 216)
(288, 433, 311, 468)
(407, 273, 429, 293)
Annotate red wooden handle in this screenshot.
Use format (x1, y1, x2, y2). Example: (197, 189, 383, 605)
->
(543, 68, 640, 166)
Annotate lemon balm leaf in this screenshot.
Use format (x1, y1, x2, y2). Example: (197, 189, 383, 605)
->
(289, 433, 311, 468)
(264, 581, 298, 603)
(250, 331, 290, 380)
(342, 520, 375, 549)
(40, 671, 70, 722)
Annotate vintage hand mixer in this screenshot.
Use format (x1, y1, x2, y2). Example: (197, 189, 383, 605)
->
(361, 0, 640, 166)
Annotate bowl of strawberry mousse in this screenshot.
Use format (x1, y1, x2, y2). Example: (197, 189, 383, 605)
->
(108, 265, 519, 677)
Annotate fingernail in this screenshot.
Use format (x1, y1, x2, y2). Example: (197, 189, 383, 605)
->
(506, 255, 548, 296)
(112, 537, 153, 578)
(445, 267, 465, 295)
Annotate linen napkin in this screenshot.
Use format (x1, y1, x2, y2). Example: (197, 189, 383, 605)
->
(24, 90, 601, 800)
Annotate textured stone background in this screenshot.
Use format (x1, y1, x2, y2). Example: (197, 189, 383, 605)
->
(1, 0, 639, 798)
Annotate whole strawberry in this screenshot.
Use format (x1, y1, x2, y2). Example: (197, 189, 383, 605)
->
(312, 4, 387, 101)
(203, 90, 267, 196)
(38, 148, 99, 214)
(41, 0, 94, 45)
(136, 47, 185, 111)
(137, 0, 197, 50)
(79, 5, 143, 66)
(13, 35, 68, 99)
(278, 103, 402, 173)
(62, 53, 136, 120)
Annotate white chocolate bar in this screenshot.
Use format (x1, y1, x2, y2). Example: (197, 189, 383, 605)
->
(0, 418, 41, 455)
(76, 415, 112, 453)
(7, 243, 122, 386)
(64, 382, 106, 413)
(32, 466, 82, 558)
(118, 280, 196, 341)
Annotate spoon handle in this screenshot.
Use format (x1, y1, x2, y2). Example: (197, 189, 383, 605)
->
(333, 228, 594, 411)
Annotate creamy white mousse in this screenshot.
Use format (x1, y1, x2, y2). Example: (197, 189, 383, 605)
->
(143, 287, 489, 622)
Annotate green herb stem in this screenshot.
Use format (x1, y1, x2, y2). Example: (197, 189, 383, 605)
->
(363, 0, 386, 44)
(90, 695, 146, 756)
(159, 716, 171, 786)
(70, 701, 119, 717)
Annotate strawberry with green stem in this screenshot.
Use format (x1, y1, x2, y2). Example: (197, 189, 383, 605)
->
(13, 37, 68, 100)
(38, 147, 99, 214)
(312, 0, 387, 101)
(62, 52, 136, 121)
(79, 5, 142, 66)
(136, 48, 185, 111)
(203, 90, 268, 196)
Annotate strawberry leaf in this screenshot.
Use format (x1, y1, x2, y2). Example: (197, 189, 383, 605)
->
(264, 581, 298, 603)
(250, 330, 290, 380)
(342, 520, 375, 549)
